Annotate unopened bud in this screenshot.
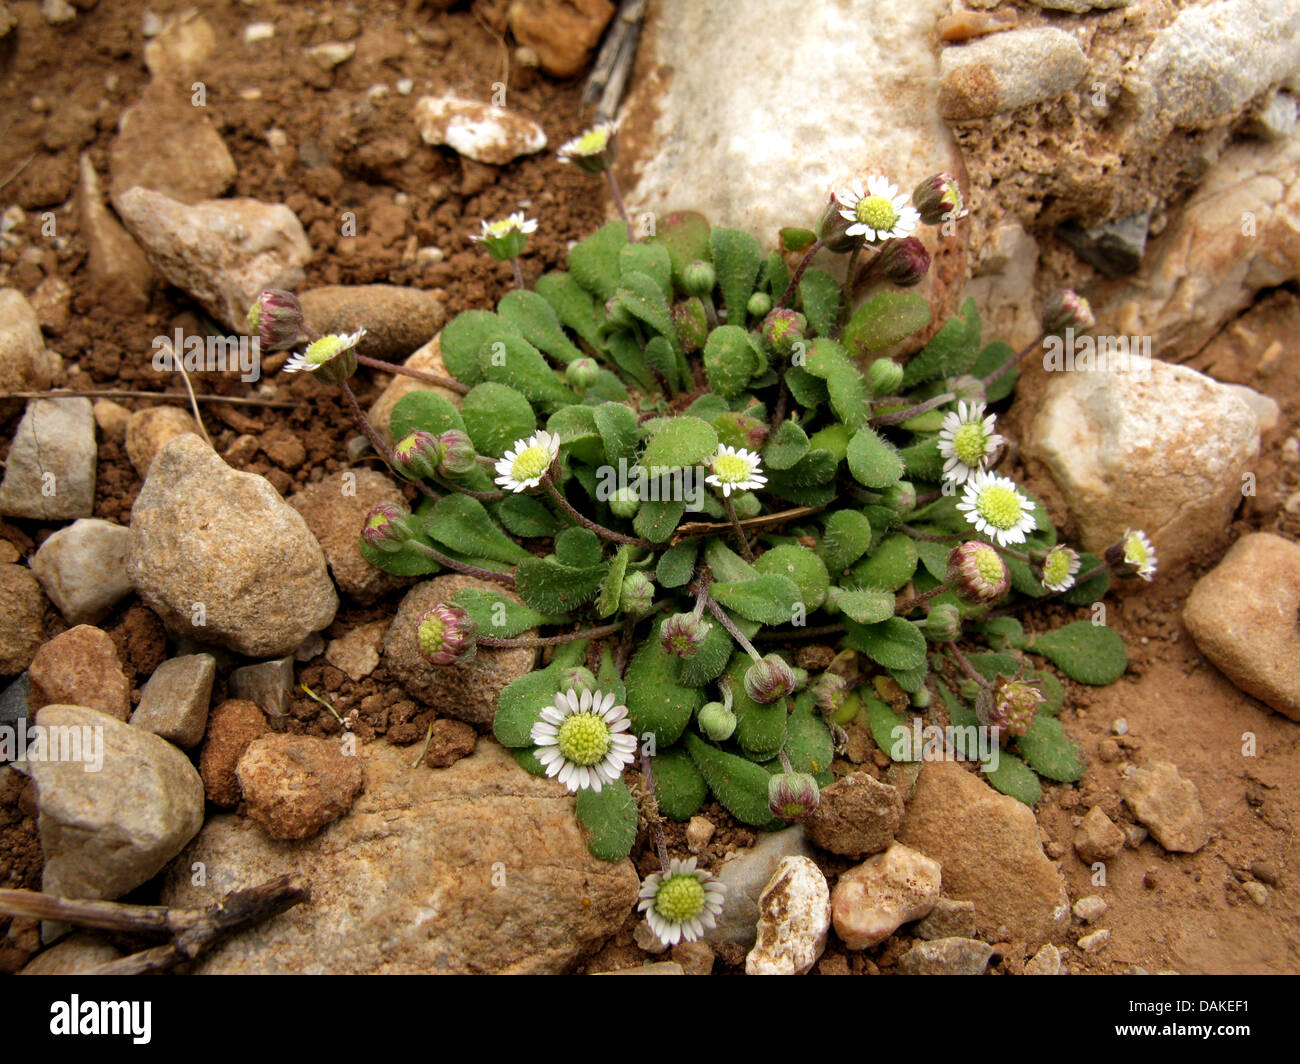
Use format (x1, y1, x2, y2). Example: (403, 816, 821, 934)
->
(947, 541, 1010, 604)
(247, 289, 306, 351)
(682, 260, 716, 299)
(816, 196, 859, 253)
(1041, 288, 1095, 336)
(923, 602, 963, 643)
(744, 654, 797, 704)
(620, 571, 655, 615)
(747, 291, 772, 319)
(436, 430, 478, 476)
(867, 358, 904, 396)
(661, 612, 712, 658)
(762, 308, 806, 356)
(697, 701, 737, 742)
(391, 430, 443, 481)
(877, 236, 930, 287)
(768, 771, 820, 822)
(416, 603, 478, 665)
(912, 173, 966, 226)
(361, 502, 415, 553)
(565, 357, 601, 391)
(608, 486, 640, 519)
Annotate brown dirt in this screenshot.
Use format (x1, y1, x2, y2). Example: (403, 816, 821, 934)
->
(0, 0, 1297, 976)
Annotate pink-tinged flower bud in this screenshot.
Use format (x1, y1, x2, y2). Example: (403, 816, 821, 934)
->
(744, 654, 797, 704)
(620, 571, 655, 615)
(672, 298, 709, 353)
(417, 603, 478, 666)
(947, 541, 1010, 604)
(912, 173, 966, 226)
(436, 430, 478, 477)
(746, 291, 772, 319)
(1041, 289, 1095, 336)
(877, 236, 931, 287)
(816, 195, 860, 253)
(565, 357, 601, 391)
(762, 308, 806, 356)
(361, 502, 415, 553)
(661, 613, 712, 659)
(810, 672, 847, 716)
(768, 771, 821, 822)
(392, 430, 443, 481)
(713, 411, 768, 452)
(988, 675, 1045, 741)
(559, 666, 597, 693)
(247, 289, 306, 351)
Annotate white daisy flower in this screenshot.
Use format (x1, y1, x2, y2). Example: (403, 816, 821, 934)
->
(637, 857, 726, 947)
(1041, 545, 1082, 593)
(835, 175, 921, 243)
(705, 444, 767, 497)
(1123, 529, 1158, 582)
(938, 400, 1004, 484)
(956, 470, 1037, 546)
(493, 431, 562, 493)
(282, 328, 366, 375)
(557, 120, 619, 172)
(530, 688, 638, 793)
(470, 212, 538, 242)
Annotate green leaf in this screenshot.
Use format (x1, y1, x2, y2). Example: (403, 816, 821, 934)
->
(649, 210, 712, 288)
(515, 557, 608, 613)
(477, 335, 576, 412)
(981, 750, 1042, 806)
(711, 574, 803, 625)
(554, 526, 604, 568)
(1028, 621, 1127, 685)
(641, 416, 718, 471)
(754, 544, 830, 611)
(827, 367, 873, 432)
(710, 227, 763, 323)
(785, 365, 827, 409)
(799, 269, 841, 339)
(656, 542, 697, 588)
(597, 544, 630, 617)
(1017, 715, 1086, 782)
(493, 667, 566, 747)
(633, 496, 686, 543)
(390, 390, 465, 443)
(843, 292, 932, 354)
(900, 435, 945, 481)
(497, 494, 559, 538)
(513, 746, 548, 776)
(497, 288, 585, 364)
(846, 427, 904, 488)
(849, 531, 917, 590)
(460, 382, 536, 458)
(818, 510, 873, 573)
(679, 624, 734, 687)
(971, 341, 1018, 403)
(568, 219, 629, 301)
(534, 271, 606, 353)
(439, 310, 523, 385)
(684, 732, 776, 827)
(625, 630, 703, 746)
(703, 324, 758, 397)
(901, 298, 981, 387)
(862, 694, 915, 761)
(425, 495, 532, 564)
(1061, 555, 1110, 604)
(618, 270, 680, 354)
(592, 401, 640, 466)
(452, 587, 564, 638)
(843, 617, 927, 670)
(358, 535, 441, 577)
(783, 697, 835, 783)
(764, 419, 810, 471)
(644, 335, 680, 393)
(827, 586, 895, 624)
(619, 242, 673, 299)
(652, 747, 709, 821)
(780, 227, 817, 252)
(914, 539, 952, 582)
(576, 778, 638, 861)
(547, 405, 604, 464)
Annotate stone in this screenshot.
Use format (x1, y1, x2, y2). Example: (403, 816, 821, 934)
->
(914, 897, 977, 941)
(27, 625, 131, 722)
(127, 435, 338, 658)
(898, 937, 993, 975)
(830, 843, 942, 950)
(1056, 212, 1150, 279)
(41, 0, 75, 25)
(745, 856, 831, 976)
(298, 285, 445, 363)
(1025, 942, 1062, 975)
(325, 621, 387, 682)
(0, 290, 54, 417)
(507, 0, 614, 78)
(672, 940, 714, 975)
(685, 814, 715, 854)
(306, 41, 355, 70)
(1074, 805, 1125, 864)
(116, 187, 311, 334)
(414, 95, 548, 165)
(385, 575, 537, 727)
(896, 761, 1069, 945)
(1221, 385, 1280, 435)
(109, 81, 236, 209)
(124, 406, 202, 477)
(802, 770, 903, 859)
(0, 673, 30, 728)
(1026, 359, 1259, 570)
(287, 470, 410, 604)
(0, 399, 96, 520)
(236, 734, 364, 840)
(1120, 761, 1210, 854)
(596, 962, 684, 975)
(419, 719, 477, 769)
(0, 566, 47, 676)
(31, 519, 133, 626)
(1027, 0, 1129, 10)
(19, 934, 123, 974)
(227, 658, 294, 719)
(937, 9, 1019, 42)
(938, 27, 1089, 121)
(1248, 91, 1298, 141)
(142, 10, 216, 79)
(164, 741, 639, 973)
(706, 826, 816, 947)
(28, 705, 204, 901)
(1182, 533, 1300, 720)
(76, 155, 155, 314)
(129, 654, 215, 749)
(199, 699, 270, 807)
(30, 276, 71, 335)
(1073, 895, 1107, 923)
(366, 334, 463, 446)
(1077, 929, 1111, 953)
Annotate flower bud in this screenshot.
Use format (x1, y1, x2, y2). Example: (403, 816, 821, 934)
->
(922, 602, 963, 643)
(880, 479, 917, 513)
(361, 502, 415, 553)
(747, 291, 773, 319)
(1040, 545, 1082, 592)
(713, 411, 768, 452)
(744, 654, 797, 704)
(608, 486, 640, 519)
(697, 701, 737, 742)
(867, 358, 904, 396)
(1104, 529, 1158, 582)
(417, 603, 478, 665)
(662, 613, 712, 658)
(947, 541, 1010, 604)
(1041, 288, 1095, 336)
(912, 173, 966, 226)
(682, 260, 716, 299)
(810, 672, 847, 716)
(730, 491, 761, 519)
(672, 298, 709, 352)
(559, 666, 597, 693)
(988, 674, 1045, 740)
(768, 771, 820, 822)
(436, 430, 478, 477)
(247, 289, 306, 352)
(877, 236, 930, 287)
(950, 374, 987, 405)
(816, 196, 859, 253)
(604, 297, 635, 331)
(620, 571, 655, 615)
(297, 332, 359, 385)
(565, 357, 601, 391)
(391, 430, 443, 481)
(762, 308, 806, 356)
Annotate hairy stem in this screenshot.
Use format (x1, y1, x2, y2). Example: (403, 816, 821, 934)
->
(355, 354, 469, 394)
(723, 493, 754, 562)
(775, 238, 824, 310)
(406, 538, 517, 588)
(543, 475, 653, 547)
(870, 391, 956, 427)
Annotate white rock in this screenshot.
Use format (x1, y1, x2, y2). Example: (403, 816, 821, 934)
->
(32, 519, 134, 625)
(745, 856, 831, 975)
(1222, 383, 1281, 434)
(939, 27, 1090, 120)
(414, 95, 548, 166)
(1073, 895, 1107, 923)
(0, 399, 96, 521)
(244, 22, 275, 43)
(307, 41, 356, 70)
(0, 289, 56, 413)
(831, 842, 942, 950)
(324, 621, 387, 682)
(1077, 928, 1112, 953)
(1025, 942, 1063, 975)
(1026, 359, 1259, 569)
(706, 826, 817, 946)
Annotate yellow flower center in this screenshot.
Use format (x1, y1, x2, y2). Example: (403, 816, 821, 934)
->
(655, 874, 705, 923)
(511, 444, 553, 483)
(575, 128, 609, 154)
(712, 453, 751, 484)
(556, 712, 611, 766)
(855, 194, 899, 231)
(976, 485, 1027, 531)
(305, 335, 347, 366)
(952, 422, 989, 467)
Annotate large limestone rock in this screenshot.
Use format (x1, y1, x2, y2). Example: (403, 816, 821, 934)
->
(0, 399, 96, 521)
(1025, 359, 1259, 568)
(163, 741, 640, 973)
(127, 435, 338, 658)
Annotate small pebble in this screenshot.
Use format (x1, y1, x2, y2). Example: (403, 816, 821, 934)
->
(1242, 881, 1268, 906)
(1077, 929, 1111, 953)
(1112, 718, 1129, 736)
(244, 21, 274, 43)
(1073, 895, 1107, 923)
